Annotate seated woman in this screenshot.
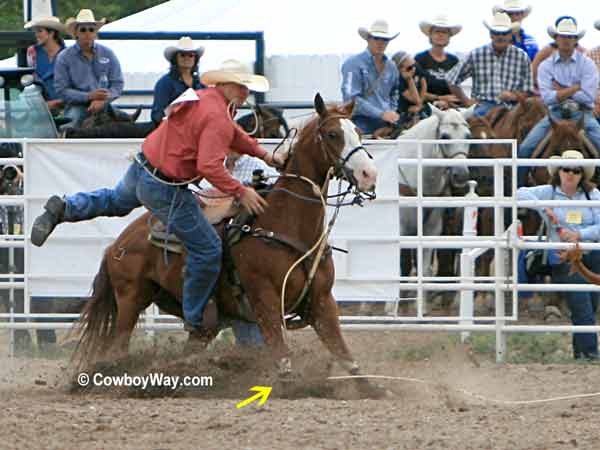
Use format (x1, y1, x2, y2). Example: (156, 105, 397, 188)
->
(150, 37, 205, 126)
(415, 14, 462, 109)
(392, 51, 429, 129)
(24, 16, 67, 112)
(517, 150, 600, 360)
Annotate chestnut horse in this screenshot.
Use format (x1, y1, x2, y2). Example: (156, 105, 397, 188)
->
(75, 94, 379, 384)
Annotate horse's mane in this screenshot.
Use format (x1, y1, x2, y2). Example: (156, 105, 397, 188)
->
(544, 120, 585, 157)
(399, 114, 440, 139)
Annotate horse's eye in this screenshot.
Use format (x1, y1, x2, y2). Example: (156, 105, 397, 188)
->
(327, 131, 338, 139)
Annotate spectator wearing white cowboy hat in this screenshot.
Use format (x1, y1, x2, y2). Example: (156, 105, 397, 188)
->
(517, 150, 600, 360)
(587, 19, 600, 122)
(415, 14, 462, 108)
(150, 36, 206, 125)
(446, 12, 533, 117)
(341, 19, 400, 135)
(517, 16, 600, 187)
(492, 0, 538, 61)
(53, 9, 126, 129)
(24, 16, 67, 109)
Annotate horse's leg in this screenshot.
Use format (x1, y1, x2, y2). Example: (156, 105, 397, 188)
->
(110, 283, 153, 359)
(423, 208, 446, 314)
(310, 291, 387, 398)
(475, 208, 494, 314)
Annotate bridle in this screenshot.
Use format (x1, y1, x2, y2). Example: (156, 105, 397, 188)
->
(316, 114, 373, 188)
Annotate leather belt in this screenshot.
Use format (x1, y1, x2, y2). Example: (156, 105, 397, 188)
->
(136, 152, 177, 183)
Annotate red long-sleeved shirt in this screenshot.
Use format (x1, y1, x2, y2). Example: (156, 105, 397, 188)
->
(142, 87, 267, 198)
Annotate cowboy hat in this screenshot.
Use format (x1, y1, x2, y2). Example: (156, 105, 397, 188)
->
(419, 14, 462, 37)
(24, 16, 67, 34)
(547, 16, 585, 40)
(492, 0, 532, 18)
(66, 9, 106, 35)
(164, 37, 205, 62)
(548, 150, 594, 180)
(200, 59, 270, 93)
(358, 19, 399, 41)
(483, 12, 519, 33)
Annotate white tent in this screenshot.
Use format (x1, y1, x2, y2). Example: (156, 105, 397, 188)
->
(100, 0, 600, 73)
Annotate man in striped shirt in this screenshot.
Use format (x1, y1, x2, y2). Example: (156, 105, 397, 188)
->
(518, 17, 600, 186)
(446, 12, 533, 117)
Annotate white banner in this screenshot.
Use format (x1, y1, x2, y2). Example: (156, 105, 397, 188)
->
(24, 140, 402, 300)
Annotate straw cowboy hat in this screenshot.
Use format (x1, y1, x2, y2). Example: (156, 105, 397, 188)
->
(548, 150, 594, 181)
(164, 37, 205, 62)
(66, 9, 106, 35)
(24, 16, 67, 34)
(483, 12, 519, 33)
(419, 14, 462, 37)
(200, 59, 270, 93)
(492, 0, 532, 18)
(547, 16, 585, 40)
(358, 19, 399, 41)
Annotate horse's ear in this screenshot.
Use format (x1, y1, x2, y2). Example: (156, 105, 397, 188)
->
(337, 98, 355, 117)
(429, 103, 445, 119)
(460, 104, 477, 121)
(314, 93, 327, 118)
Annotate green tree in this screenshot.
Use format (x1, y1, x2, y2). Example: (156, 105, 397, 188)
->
(0, 0, 168, 60)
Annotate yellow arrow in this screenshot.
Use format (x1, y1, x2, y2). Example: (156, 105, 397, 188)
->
(236, 386, 272, 409)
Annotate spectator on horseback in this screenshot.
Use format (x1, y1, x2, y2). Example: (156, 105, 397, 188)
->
(415, 14, 462, 109)
(30, 59, 286, 339)
(531, 16, 587, 89)
(391, 51, 429, 128)
(446, 12, 533, 117)
(492, 0, 538, 61)
(517, 150, 600, 360)
(341, 19, 400, 135)
(588, 19, 600, 123)
(517, 17, 600, 187)
(24, 16, 67, 112)
(53, 9, 125, 130)
(151, 37, 205, 126)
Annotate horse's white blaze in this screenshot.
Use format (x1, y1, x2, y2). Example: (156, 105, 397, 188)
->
(340, 118, 377, 191)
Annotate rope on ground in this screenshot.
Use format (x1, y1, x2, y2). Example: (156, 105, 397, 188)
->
(326, 374, 600, 405)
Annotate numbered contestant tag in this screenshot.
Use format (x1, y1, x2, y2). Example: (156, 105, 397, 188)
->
(565, 210, 582, 225)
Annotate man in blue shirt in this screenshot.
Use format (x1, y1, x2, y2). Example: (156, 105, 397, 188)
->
(518, 17, 600, 186)
(493, 0, 538, 61)
(54, 9, 124, 129)
(341, 19, 400, 135)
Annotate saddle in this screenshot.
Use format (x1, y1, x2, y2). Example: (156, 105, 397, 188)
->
(148, 188, 240, 253)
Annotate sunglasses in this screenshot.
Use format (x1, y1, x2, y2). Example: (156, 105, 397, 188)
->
(492, 30, 512, 36)
(371, 36, 391, 42)
(557, 34, 578, 40)
(404, 64, 416, 71)
(178, 52, 197, 58)
(77, 26, 96, 33)
(560, 167, 582, 175)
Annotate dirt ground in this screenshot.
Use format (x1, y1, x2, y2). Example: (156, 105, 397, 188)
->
(1, 329, 600, 450)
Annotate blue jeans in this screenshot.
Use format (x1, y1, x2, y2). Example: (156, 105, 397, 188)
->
(552, 251, 600, 358)
(352, 115, 389, 135)
(518, 109, 600, 186)
(474, 101, 503, 117)
(63, 160, 222, 328)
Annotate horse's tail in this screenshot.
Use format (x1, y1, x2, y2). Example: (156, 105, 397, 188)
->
(73, 252, 118, 365)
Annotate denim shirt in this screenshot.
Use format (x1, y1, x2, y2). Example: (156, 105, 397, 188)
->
(30, 44, 65, 100)
(54, 42, 124, 105)
(341, 49, 399, 119)
(517, 184, 600, 242)
(151, 71, 204, 124)
(512, 29, 539, 61)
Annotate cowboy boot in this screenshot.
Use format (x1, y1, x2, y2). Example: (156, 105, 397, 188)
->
(30, 195, 66, 247)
